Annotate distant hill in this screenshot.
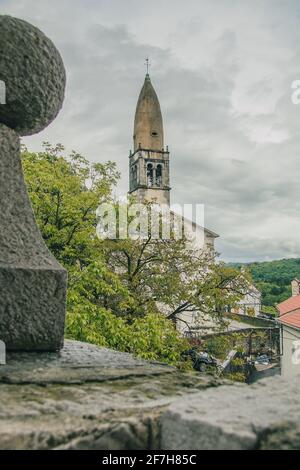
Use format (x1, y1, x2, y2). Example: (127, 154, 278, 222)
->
(230, 258, 300, 309)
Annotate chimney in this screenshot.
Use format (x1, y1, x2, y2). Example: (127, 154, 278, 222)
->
(291, 279, 300, 296)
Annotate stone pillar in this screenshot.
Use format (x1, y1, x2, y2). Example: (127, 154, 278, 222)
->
(0, 15, 67, 350)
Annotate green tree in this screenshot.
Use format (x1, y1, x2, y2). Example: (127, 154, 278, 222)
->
(22, 144, 191, 368)
(66, 261, 190, 367)
(22, 142, 119, 267)
(22, 144, 249, 368)
(232, 258, 300, 309)
(99, 200, 249, 328)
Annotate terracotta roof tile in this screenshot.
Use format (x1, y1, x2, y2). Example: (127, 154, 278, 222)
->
(278, 308, 300, 329)
(277, 295, 300, 315)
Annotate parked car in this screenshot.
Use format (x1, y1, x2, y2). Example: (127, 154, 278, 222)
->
(186, 349, 218, 372)
(254, 354, 270, 365)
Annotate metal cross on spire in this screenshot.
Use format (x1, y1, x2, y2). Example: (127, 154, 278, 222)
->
(145, 57, 151, 75)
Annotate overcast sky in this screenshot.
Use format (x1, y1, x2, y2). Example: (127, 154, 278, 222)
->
(2, 0, 300, 262)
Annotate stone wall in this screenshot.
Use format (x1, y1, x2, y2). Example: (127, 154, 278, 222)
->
(0, 340, 299, 450)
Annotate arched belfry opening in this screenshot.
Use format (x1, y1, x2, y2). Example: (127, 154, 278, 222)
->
(147, 163, 153, 187)
(156, 164, 163, 187)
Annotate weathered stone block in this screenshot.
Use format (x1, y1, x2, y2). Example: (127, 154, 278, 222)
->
(160, 372, 300, 450)
(0, 14, 67, 350)
(0, 340, 221, 450)
(0, 124, 66, 350)
(0, 267, 66, 351)
(0, 15, 66, 136)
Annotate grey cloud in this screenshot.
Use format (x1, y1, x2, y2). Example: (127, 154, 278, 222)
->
(2, 0, 300, 262)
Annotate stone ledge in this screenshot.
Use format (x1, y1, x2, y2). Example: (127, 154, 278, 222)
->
(0, 340, 174, 385)
(160, 372, 300, 450)
(0, 340, 223, 449)
(1, 340, 299, 450)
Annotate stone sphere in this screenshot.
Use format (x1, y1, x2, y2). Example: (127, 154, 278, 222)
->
(0, 15, 66, 136)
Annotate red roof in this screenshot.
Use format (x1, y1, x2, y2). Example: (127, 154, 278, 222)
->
(277, 294, 300, 316)
(278, 308, 300, 330)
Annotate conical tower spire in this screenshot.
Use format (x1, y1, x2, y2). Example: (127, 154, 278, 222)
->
(133, 74, 164, 151)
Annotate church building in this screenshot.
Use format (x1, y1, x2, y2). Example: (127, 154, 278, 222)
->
(129, 71, 219, 251)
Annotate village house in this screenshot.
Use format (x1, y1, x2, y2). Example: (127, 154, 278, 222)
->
(277, 279, 300, 377)
(176, 277, 262, 337)
(230, 280, 262, 317)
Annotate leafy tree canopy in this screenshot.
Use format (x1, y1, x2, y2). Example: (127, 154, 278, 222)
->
(231, 258, 300, 308)
(22, 143, 248, 368)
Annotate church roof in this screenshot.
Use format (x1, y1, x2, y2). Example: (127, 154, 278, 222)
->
(133, 74, 164, 151)
(170, 210, 219, 239)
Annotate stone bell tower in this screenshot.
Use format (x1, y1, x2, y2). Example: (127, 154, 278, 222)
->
(129, 73, 171, 205)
